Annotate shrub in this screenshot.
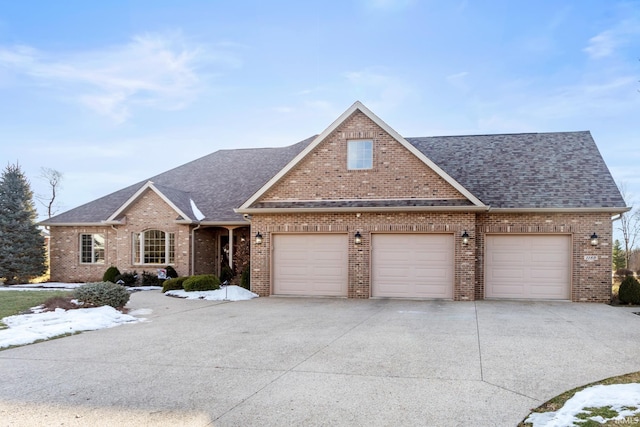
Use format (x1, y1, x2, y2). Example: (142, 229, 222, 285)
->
(220, 264, 234, 284)
(114, 271, 138, 286)
(162, 276, 188, 293)
(103, 266, 121, 283)
(618, 276, 640, 305)
(240, 265, 250, 290)
(183, 274, 220, 292)
(165, 266, 178, 279)
(73, 282, 130, 309)
(615, 268, 634, 278)
(141, 271, 160, 286)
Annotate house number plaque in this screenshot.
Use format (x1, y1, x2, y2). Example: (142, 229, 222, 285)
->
(584, 255, 598, 262)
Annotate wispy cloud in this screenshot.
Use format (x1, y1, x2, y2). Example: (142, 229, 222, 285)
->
(344, 68, 414, 111)
(583, 12, 640, 59)
(361, 0, 415, 11)
(0, 32, 238, 123)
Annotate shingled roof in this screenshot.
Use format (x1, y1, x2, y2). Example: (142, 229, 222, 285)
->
(43, 136, 315, 225)
(407, 131, 626, 209)
(42, 130, 626, 226)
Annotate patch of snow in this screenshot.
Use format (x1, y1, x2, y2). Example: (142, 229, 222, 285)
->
(0, 306, 143, 349)
(1, 282, 81, 290)
(165, 285, 258, 301)
(128, 286, 162, 291)
(526, 383, 640, 427)
(190, 199, 206, 221)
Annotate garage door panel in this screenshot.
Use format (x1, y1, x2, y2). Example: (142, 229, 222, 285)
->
(486, 235, 570, 300)
(273, 234, 348, 296)
(372, 234, 454, 299)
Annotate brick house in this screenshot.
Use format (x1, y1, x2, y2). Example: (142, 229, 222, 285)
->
(42, 102, 628, 302)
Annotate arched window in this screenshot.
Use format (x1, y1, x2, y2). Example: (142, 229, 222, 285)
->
(133, 230, 175, 265)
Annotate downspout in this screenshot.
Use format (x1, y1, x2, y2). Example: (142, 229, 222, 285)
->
(110, 224, 118, 266)
(191, 223, 202, 276)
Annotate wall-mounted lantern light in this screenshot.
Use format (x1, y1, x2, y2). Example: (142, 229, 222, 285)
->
(255, 232, 263, 245)
(590, 232, 599, 246)
(461, 230, 470, 245)
(354, 231, 362, 245)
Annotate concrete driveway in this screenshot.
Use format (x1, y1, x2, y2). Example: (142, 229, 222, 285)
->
(1, 291, 640, 426)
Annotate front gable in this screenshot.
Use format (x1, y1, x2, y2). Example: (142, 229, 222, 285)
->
(239, 102, 484, 211)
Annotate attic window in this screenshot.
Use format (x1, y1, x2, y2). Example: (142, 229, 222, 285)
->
(347, 140, 373, 170)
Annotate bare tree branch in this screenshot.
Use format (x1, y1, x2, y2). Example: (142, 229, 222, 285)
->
(616, 181, 640, 268)
(36, 167, 63, 219)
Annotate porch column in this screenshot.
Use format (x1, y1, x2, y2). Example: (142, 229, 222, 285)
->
(228, 228, 234, 270)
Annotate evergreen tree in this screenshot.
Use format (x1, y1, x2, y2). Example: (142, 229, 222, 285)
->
(612, 239, 626, 272)
(0, 163, 46, 284)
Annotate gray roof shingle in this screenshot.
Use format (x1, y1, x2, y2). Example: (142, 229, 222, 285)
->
(43, 136, 315, 224)
(43, 130, 626, 225)
(407, 131, 626, 209)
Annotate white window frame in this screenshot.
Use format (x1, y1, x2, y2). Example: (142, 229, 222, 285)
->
(79, 233, 105, 264)
(347, 139, 373, 170)
(133, 230, 175, 265)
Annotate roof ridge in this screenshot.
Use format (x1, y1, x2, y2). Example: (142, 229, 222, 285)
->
(407, 130, 591, 139)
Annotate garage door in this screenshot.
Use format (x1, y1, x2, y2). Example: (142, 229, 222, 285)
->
(372, 234, 454, 298)
(273, 234, 348, 296)
(485, 235, 571, 300)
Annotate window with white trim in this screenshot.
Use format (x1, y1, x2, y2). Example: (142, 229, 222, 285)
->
(80, 234, 105, 264)
(133, 230, 175, 265)
(347, 140, 373, 170)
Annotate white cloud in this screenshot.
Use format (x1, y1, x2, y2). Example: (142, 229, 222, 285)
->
(584, 30, 618, 59)
(344, 69, 414, 111)
(0, 32, 237, 123)
(363, 0, 415, 11)
(583, 12, 640, 59)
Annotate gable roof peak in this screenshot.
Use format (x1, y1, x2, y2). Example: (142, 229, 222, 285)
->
(238, 101, 485, 210)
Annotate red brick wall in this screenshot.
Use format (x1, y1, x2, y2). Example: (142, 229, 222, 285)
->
(250, 211, 476, 300)
(261, 110, 466, 202)
(475, 212, 613, 302)
(49, 189, 192, 283)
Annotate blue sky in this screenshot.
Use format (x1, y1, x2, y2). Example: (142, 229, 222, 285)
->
(0, 0, 639, 223)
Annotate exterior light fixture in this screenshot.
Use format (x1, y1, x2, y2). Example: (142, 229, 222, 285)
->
(461, 231, 470, 245)
(255, 232, 263, 245)
(590, 232, 599, 246)
(354, 231, 362, 245)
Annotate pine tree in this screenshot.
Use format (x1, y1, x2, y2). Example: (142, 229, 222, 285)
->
(0, 163, 46, 284)
(612, 239, 626, 272)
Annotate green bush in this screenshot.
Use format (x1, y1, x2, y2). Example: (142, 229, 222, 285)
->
(162, 276, 188, 293)
(165, 266, 178, 279)
(103, 266, 121, 283)
(183, 274, 220, 292)
(141, 271, 160, 286)
(114, 271, 138, 286)
(616, 268, 634, 279)
(618, 276, 640, 305)
(73, 282, 130, 309)
(240, 265, 250, 290)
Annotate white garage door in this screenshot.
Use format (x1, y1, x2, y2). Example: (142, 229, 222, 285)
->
(485, 235, 571, 300)
(273, 234, 348, 296)
(372, 234, 454, 299)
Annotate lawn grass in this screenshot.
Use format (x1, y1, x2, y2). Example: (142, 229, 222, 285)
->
(520, 371, 640, 426)
(0, 290, 70, 329)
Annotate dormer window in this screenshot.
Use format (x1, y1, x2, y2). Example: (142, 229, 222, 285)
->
(347, 140, 373, 170)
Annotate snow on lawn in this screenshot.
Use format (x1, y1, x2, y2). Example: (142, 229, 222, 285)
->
(166, 285, 258, 301)
(0, 306, 142, 349)
(525, 383, 640, 426)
